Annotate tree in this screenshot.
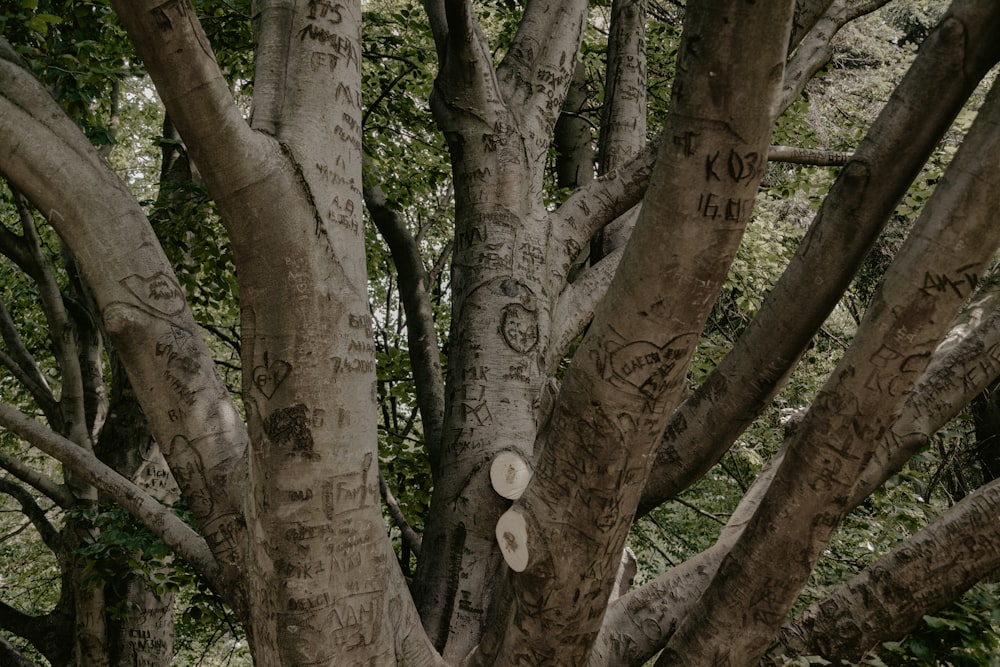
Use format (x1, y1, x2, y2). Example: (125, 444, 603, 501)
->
(0, 4, 248, 663)
(3, 0, 1000, 665)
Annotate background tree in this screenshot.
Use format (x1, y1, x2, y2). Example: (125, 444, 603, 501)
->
(2, 0, 1000, 666)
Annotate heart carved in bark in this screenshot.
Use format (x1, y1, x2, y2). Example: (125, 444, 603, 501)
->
(607, 334, 697, 401)
(252, 359, 292, 398)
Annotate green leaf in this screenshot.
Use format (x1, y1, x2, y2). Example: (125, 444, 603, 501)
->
(922, 614, 950, 629)
(24, 13, 62, 34)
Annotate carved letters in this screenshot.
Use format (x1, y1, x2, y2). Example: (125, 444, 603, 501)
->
(121, 272, 186, 317)
(598, 333, 698, 409)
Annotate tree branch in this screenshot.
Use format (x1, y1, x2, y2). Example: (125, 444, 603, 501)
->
(596, 0, 647, 177)
(546, 243, 626, 374)
(0, 602, 47, 660)
(851, 274, 1000, 507)
(589, 0, 648, 265)
(379, 470, 422, 557)
(0, 402, 223, 592)
(96, 79, 122, 161)
(0, 41, 249, 586)
(17, 193, 92, 460)
(421, 0, 448, 64)
(767, 144, 852, 165)
(61, 241, 110, 444)
(547, 136, 659, 288)
(0, 299, 58, 422)
(0, 476, 62, 554)
(110, 0, 268, 204)
(845, 0, 895, 22)
(764, 476, 1000, 663)
(657, 67, 1000, 667)
(248, 0, 295, 134)
(495, 0, 588, 134)
(431, 0, 500, 121)
(363, 170, 446, 466)
(788, 0, 836, 49)
(0, 450, 74, 509)
(247, 0, 365, 185)
(0, 40, 97, 166)
(780, 0, 894, 111)
(0, 202, 40, 283)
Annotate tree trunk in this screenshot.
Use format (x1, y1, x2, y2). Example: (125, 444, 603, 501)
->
(9, 1, 1000, 666)
(107, 0, 442, 662)
(555, 61, 594, 191)
(65, 519, 110, 667)
(99, 360, 176, 667)
(411, 0, 589, 659)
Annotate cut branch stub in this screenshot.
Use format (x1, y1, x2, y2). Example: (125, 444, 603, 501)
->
(495, 507, 530, 572)
(491, 450, 533, 500)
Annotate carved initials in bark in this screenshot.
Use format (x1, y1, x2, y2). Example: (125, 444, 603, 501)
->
(598, 333, 698, 405)
(120, 272, 186, 317)
(253, 355, 293, 398)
